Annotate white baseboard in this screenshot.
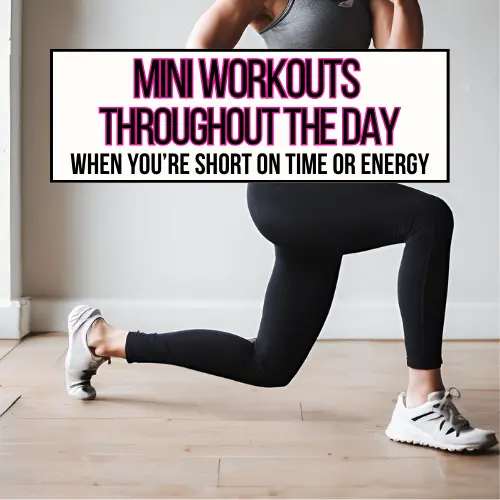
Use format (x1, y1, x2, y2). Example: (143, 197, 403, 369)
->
(30, 298, 499, 340)
(0, 298, 31, 340)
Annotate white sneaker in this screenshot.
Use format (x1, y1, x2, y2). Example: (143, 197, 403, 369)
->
(65, 305, 110, 400)
(386, 388, 498, 452)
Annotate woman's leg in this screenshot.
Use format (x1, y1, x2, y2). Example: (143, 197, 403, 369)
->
(91, 183, 453, 390)
(397, 191, 453, 406)
(316, 183, 453, 406)
(89, 247, 342, 387)
(68, 182, 497, 450)
(82, 182, 452, 392)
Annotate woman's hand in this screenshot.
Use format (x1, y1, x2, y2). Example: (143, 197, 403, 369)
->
(370, 0, 424, 49)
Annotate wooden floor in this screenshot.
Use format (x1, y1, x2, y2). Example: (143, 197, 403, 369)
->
(0, 334, 498, 499)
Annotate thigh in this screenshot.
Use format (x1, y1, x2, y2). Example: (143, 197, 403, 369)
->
(327, 183, 430, 254)
(248, 182, 434, 254)
(253, 246, 342, 379)
(333, 183, 446, 254)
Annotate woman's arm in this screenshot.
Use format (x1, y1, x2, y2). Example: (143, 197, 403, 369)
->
(370, 0, 424, 49)
(186, 0, 266, 49)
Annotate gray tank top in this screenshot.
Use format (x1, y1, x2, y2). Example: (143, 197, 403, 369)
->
(259, 0, 372, 50)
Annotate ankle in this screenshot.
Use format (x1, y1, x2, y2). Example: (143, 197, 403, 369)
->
(406, 368, 445, 408)
(405, 388, 440, 408)
(406, 384, 445, 408)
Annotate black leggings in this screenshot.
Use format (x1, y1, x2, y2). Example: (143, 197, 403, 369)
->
(126, 183, 454, 386)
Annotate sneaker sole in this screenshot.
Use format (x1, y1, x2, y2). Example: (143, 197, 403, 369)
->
(69, 390, 97, 401)
(386, 424, 499, 452)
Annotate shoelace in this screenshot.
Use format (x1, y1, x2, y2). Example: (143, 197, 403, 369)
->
(433, 387, 470, 434)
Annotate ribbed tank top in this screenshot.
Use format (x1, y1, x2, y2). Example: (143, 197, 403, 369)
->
(259, 0, 372, 50)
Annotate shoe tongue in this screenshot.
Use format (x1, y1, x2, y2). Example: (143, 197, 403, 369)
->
(428, 390, 446, 402)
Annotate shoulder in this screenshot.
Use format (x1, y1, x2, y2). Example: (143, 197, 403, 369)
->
(209, 0, 269, 25)
(217, 0, 267, 13)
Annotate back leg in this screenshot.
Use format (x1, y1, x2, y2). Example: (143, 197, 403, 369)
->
(251, 246, 343, 386)
(125, 246, 342, 388)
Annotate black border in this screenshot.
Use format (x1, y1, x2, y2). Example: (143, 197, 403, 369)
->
(50, 48, 450, 183)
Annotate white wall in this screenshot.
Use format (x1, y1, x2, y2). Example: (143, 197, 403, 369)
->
(0, 1, 13, 302)
(0, 0, 28, 339)
(22, 0, 499, 338)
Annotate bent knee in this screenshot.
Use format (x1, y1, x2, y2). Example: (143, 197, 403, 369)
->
(431, 196, 454, 230)
(258, 370, 295, 388)
(416, 194, 454, 235)
(253, 357, 296, 388)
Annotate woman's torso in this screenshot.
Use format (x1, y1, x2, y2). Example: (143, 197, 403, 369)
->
(259, 0, 373, 50)
(252, 1, 374, 222)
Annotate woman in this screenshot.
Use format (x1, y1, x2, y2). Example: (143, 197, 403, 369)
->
(65, 0, 498, 452)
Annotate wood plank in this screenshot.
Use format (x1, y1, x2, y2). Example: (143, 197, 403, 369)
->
(436, 449, 500, 481)
(6, 387, 302, 421)
(0, 340, 18, 361)
(3, 484, 500, 500)
(0, 333, 66, 387)
(0, 485, 206, 499)
(0, 419, 431, 458)
(0, 390, 21, 418)
(220, 456, 441, 487)
(219, 456, 497, 497)
(0, 453, 218, 487)
(3, 484, 495, 500)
